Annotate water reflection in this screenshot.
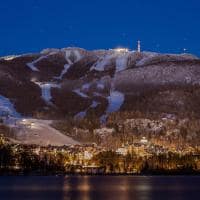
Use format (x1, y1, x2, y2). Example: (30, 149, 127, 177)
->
(134, 177, 152, 200)
(62, 176, 71, 200)
(0, 176, 199, 200)
(61, 176, 200, 200)
(80, 176, 90, 200)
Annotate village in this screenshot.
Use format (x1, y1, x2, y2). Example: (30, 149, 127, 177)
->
(0, 132, 199, 175)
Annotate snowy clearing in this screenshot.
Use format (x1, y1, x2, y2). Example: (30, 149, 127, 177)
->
(14, 119, 79, 146)
(90, 101, 99, 108)
(115, 54, 129, 72)
(82, 83, 91, 90)
(90, 53, 116, 71)
(0, 95, 21, 118)
(33, 82, 60, 103)
(136, 52, 159, 66)
(74, 111, 87, 119)
(54, 64, 71, 79)
(97, 83, 105, 90)
(74, 89, 89, 98)
(74, 100, 99, 119)
(26, 55, 48, 71)
(100, 91, 124, 123)
(64, 49, 82, 63)
(106, 91, 125, 113)
(40, 83, 60, 103)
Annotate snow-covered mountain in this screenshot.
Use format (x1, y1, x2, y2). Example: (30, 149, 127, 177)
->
(1, 47, 200, 122)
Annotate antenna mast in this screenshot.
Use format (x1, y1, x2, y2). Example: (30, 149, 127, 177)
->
(137, 40, 141, 52)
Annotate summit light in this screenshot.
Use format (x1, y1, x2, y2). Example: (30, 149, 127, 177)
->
(114, 48, 129, 53)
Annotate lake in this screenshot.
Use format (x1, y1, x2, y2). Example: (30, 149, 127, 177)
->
(0, 176, 199, 200)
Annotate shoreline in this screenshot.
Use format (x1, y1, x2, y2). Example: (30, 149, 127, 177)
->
(1, 170, 200, 176)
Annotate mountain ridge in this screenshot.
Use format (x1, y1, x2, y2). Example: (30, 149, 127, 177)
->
(0, 47, 200, 121)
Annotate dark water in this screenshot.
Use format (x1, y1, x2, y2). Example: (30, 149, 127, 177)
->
(0, 176, 199, 200)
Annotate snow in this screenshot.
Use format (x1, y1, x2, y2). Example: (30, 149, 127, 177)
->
(64, 49, 82, 63)
(0, 95, 21, 118)
(54, 64, 71, 79)
(40, 84, 52, 102)
(27, 55, 48, 71)
(54, 49, 83, 80)
(93, 92, 102, 97)
(86, 51, 157, 69)
(65, 51, 73, 64)
(136, 52, 159, 66)
(100, 91, 124, 123)
(82, 83, 90, 90)
(74, 100, 99, 119)
(74, 89, 89, 98)
(40, 48, 60, 55)
(74, 111, 87, 119)
(90, 50, 131, 72)
(15, 118, 79, 146)
(74, 83, 101, 119)
(34, 82, 60, 103)
(135, 51, 199, 67)
(115, 54, 129, 72)
(91, 54, 116, 71)
(106, 91, 124, 113)
(59, 64, 71, 79)
(40, 83, 60, 103)
(97, 83, 105, 90)
(2, 55, 19, 61)
(90, 101, 99, 108)
(74, 50, 82, 61)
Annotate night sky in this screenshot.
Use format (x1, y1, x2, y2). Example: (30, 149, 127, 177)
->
(0, 0, 200, 56)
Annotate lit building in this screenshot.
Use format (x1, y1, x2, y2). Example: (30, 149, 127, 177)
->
(116, 147, 128, 156)
(84, 151, 93, 160)
(140, 137, 148, 145)
(113, 48, 129, 53)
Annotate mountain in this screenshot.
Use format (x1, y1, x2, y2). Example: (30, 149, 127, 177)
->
(0, 47, 200, 119)
(0, 47, 200, 146)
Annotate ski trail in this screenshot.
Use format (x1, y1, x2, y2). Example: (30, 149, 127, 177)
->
(27, 55, 48, 71)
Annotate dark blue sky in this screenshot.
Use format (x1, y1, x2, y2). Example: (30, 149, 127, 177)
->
(0, 0, 200, 56)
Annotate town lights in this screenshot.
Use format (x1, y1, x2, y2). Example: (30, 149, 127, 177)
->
(20, 119, 28, 125)
(29, 122, 36, 129)
(22, 119, 27, 123)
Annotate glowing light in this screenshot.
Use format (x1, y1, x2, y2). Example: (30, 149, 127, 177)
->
(2, 55, 19, 61)
(84, 151, 93, 160)
(30, 122, 35, 128)
(113, 48, 129, 53)
(20, 119, 28, 125)
(116, 147, 128, 156)
(140, 137, 148, 144)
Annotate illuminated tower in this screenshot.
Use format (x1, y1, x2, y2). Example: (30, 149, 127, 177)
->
(137, 40, 141, 52)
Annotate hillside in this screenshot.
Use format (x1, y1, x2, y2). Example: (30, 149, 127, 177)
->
(1, 48, 200, 119)
(0, 47, 200, 146)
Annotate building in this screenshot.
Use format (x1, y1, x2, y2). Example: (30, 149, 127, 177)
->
(116, 147, 128, 156)
(140, 137, 148, 145)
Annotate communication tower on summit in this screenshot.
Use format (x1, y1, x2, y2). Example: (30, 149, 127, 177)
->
(137, 40, 141, 52)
